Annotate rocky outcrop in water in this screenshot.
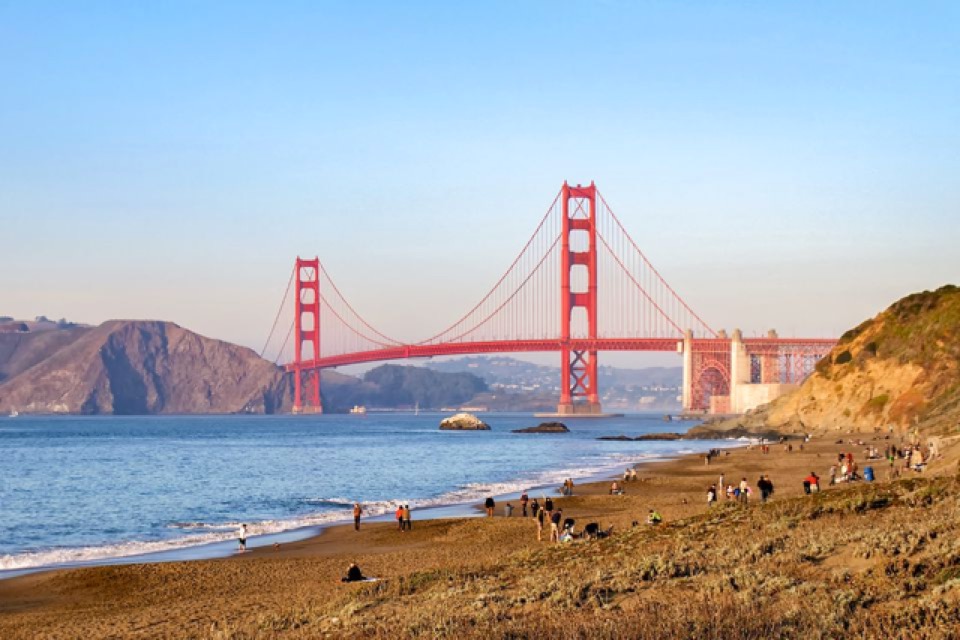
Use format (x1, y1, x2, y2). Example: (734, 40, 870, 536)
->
(512, 422, 569, 434)
(439, 413, 490, 430)
(597, 432, 684, 441)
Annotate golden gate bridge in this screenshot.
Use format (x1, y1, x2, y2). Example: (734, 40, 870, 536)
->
(260, 182, 835, 415)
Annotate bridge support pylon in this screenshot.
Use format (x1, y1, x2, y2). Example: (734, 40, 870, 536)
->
(557, 182, 602, 416)
(293, 256, 322, 414)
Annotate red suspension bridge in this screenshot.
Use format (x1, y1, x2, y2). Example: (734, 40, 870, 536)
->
(260, 182, 836, 415)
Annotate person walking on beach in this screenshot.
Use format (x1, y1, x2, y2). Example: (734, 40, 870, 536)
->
(757, 475, 774, 503)
(353, 502, 363, 531)
(402, 504, 412, 530)
(237, 524, 248, 552)
(520, 491, 529, 517)
(396, 505, 405, 530)
(738, 478, 750, 505)
(484, 496, 496, 517)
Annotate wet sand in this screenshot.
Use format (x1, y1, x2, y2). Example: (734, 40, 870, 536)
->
(0, 437, 891, 639)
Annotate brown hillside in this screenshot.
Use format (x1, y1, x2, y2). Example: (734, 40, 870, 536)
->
(691, 285, 960, 439)
(0, 320, 290, 414)
(0, 326, 89, 383)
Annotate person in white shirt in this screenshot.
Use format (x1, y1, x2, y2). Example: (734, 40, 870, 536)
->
(238, 524, 248, 551)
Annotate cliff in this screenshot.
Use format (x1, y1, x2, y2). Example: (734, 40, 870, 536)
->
(689, 285, 960, 439)
(0, 320, 493, 415)
(0, 320, 291, 414)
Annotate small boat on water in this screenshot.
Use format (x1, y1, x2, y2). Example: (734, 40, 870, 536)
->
(349, 405, 367, 415)
(8, 409, 19, 418)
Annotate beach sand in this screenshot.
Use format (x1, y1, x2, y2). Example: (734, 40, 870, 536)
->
(0, 437, 898, 638)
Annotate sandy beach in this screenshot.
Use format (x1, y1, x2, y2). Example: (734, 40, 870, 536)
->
(0, 435, 908, 639)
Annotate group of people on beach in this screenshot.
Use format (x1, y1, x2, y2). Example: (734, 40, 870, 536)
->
(395, 504, 413, 530)
(347, 501, 413, 533)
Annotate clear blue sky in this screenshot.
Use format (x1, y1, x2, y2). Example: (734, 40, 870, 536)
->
(1, 1, 957, 367)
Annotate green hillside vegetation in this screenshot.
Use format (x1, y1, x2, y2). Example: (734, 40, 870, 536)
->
(693, 285, 960, 439)
(815, 285, 960, 432)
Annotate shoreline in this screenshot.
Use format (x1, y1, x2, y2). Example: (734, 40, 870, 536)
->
(0, 435, 907, 638)
(0, 438, 733, 579)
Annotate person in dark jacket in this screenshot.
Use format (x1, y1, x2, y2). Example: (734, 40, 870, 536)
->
(757, 475, 774, 502)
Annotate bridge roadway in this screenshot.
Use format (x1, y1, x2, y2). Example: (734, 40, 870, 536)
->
(284, 337, 838, 371)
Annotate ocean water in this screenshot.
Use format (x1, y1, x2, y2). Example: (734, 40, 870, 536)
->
(0, 413, 725, 574)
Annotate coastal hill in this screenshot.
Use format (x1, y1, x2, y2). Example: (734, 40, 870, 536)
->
(0, 319, 490, 415)
(0, 320, 290, 414)
(690, 284, 960, 439)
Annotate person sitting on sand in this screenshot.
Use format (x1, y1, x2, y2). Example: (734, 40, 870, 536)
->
(804, 472, 820, 493)
(646, 509, 662, 525)
(610, 481, 623, 495)
(341, 563, 365, 583)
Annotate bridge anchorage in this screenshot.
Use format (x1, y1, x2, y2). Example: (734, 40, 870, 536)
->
(260, 181, 836, 416)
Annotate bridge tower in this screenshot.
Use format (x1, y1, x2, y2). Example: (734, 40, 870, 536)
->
(293, 256, 322, 413)
(557, 182, 602, 415)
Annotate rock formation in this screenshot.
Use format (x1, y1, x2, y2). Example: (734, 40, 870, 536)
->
(511, 422, 569, 433)
(689, 285, 960, 439)
(0, 320, 291, 414)
(439, 413, 490, 430)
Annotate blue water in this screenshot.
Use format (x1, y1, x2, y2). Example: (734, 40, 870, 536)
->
(0, 413, 723, 573)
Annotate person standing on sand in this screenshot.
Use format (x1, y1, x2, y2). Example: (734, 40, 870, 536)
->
(237, 524, 248, 551)
(396, 505, 405, 530)
(536, 504, 545, 541)
(718, 473, 725, 497)
(544, 496, 554, 516)
(738, 478, 750, 505)
(484, 496, 496, 517)
(505, 502, 514, 517)
(403, 504, 412, 530)
(707, 484, 717, 506)
(520, 491, 529, 517)
(550, 508, 562, 543)
(353, 503, 363, 531)
(757, 475, 774, 502)
(531, 498, 540, 519)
